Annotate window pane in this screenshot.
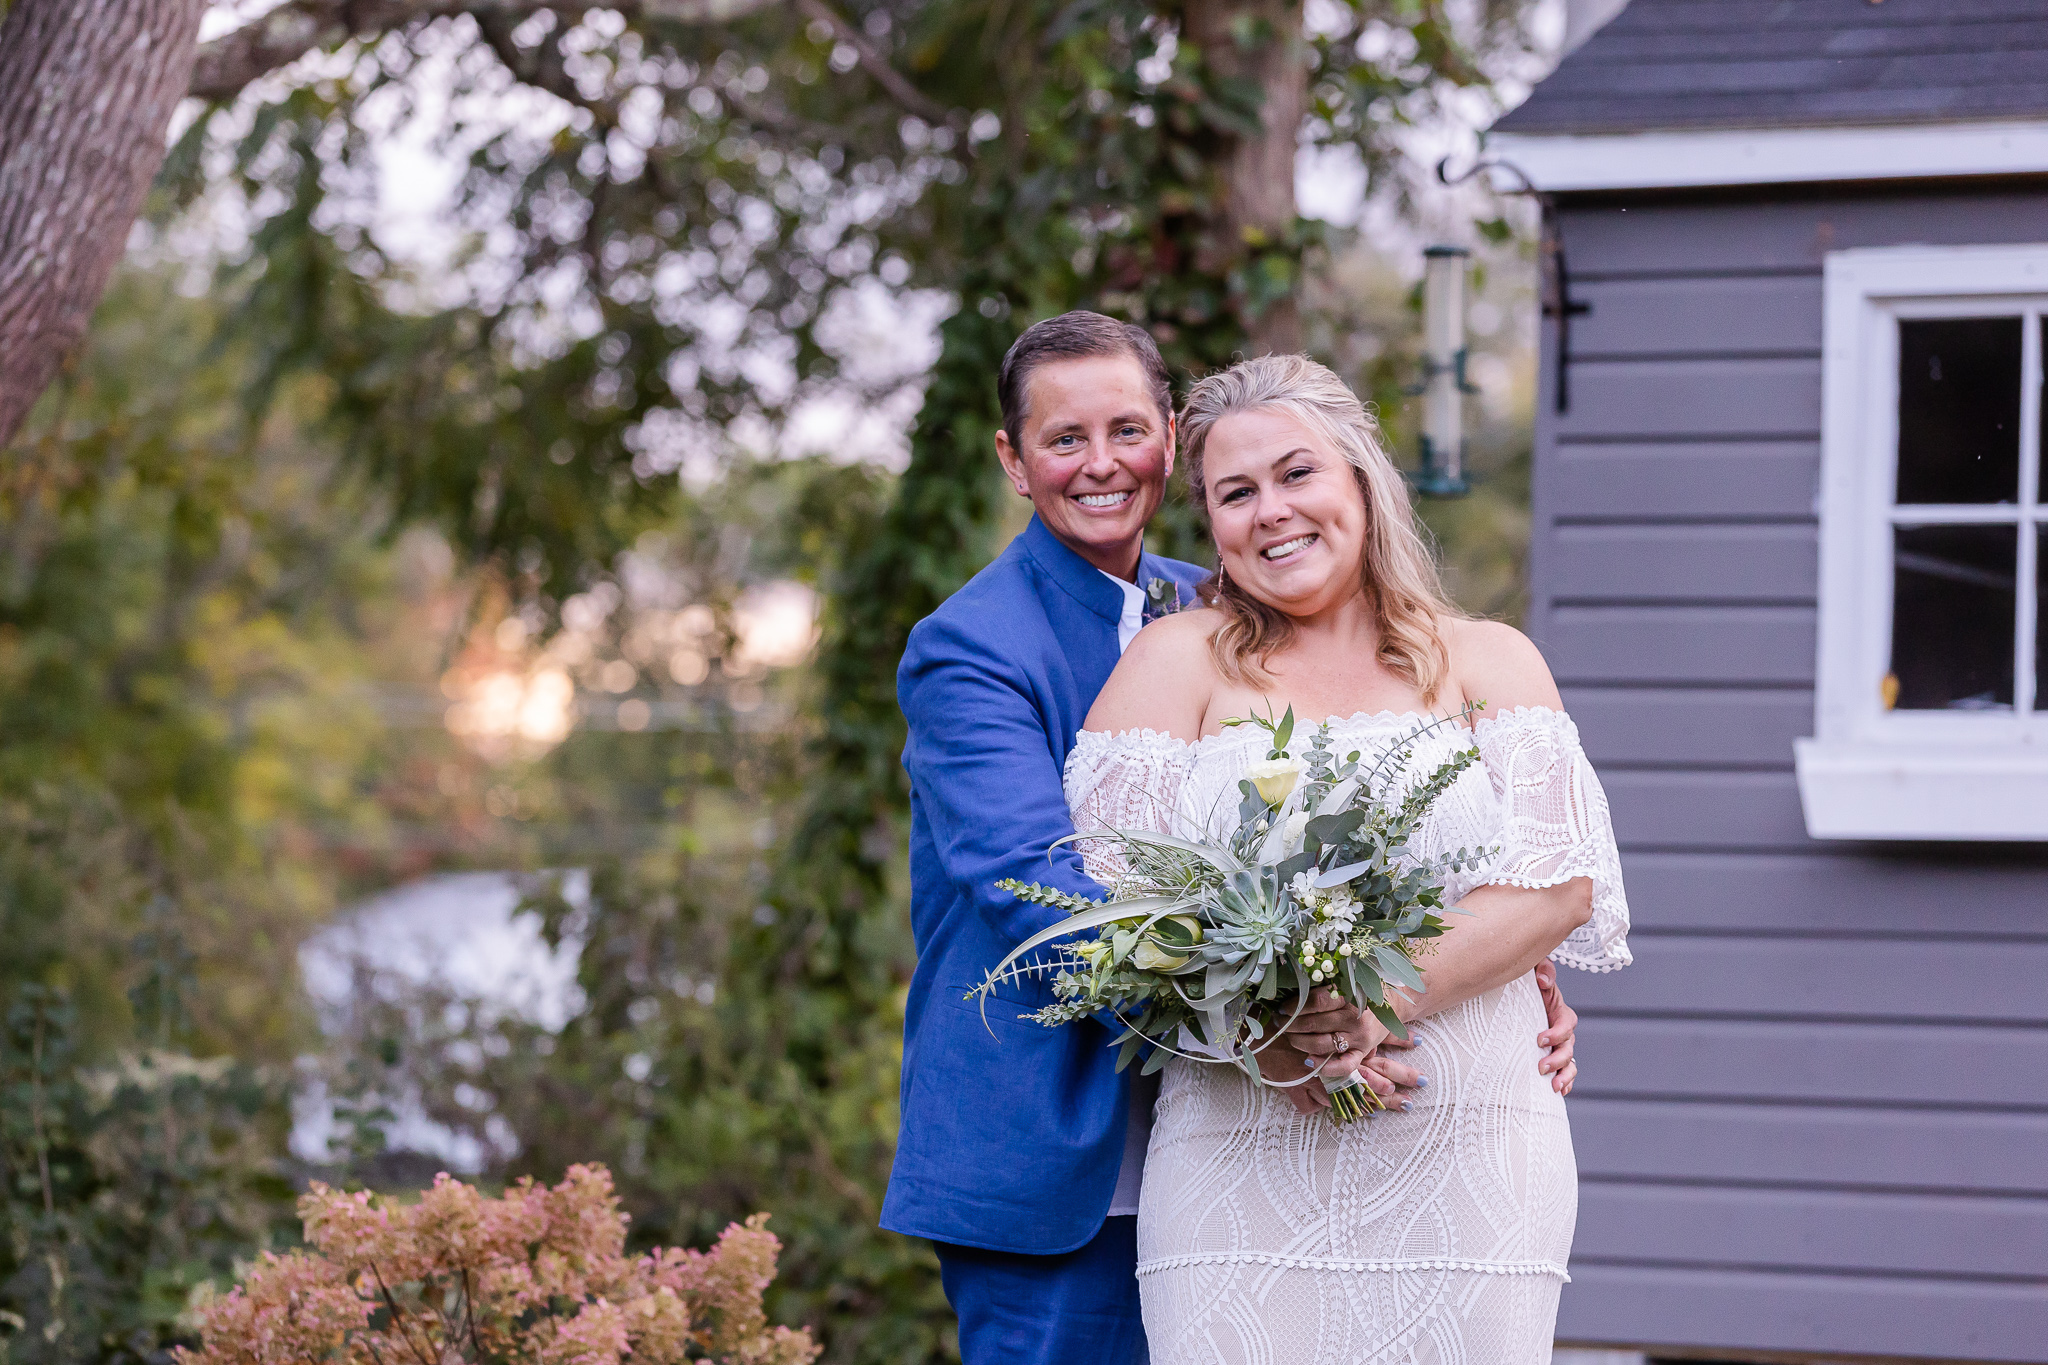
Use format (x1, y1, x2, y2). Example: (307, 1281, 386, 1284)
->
(2038, 526, 2047, 713)
(1890, 525, 2015, 710)
(1896, 317, 2022, 504)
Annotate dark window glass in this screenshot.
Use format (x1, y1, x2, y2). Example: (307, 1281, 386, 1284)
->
(1895, 317, 2022, 504)
(1890, 525, 2015, 710)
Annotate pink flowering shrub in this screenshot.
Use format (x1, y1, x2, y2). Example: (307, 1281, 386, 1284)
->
(180, 1164, 818, 1365)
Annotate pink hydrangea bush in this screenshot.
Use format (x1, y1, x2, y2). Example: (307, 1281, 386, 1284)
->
(180, 1164, 818, 1365)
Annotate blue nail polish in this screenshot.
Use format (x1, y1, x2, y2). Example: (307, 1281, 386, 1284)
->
(1400, 1100, 1413, 1112)
(1415, 1076, 1430, 1089)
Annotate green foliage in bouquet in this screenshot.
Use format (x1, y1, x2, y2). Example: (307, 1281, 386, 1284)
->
(978, 708, 1497, 1123)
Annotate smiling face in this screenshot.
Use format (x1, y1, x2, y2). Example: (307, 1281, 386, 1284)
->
(993, 354, 1174, 580)
(1203, 407, 1370, 619)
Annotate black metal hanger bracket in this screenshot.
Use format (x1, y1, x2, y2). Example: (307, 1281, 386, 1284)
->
(1434, 154, 1590, 415)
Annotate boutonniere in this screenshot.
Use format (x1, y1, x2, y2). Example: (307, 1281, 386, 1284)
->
(1144, 577, 1187, 622)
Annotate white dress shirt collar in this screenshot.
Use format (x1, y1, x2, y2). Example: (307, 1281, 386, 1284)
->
(1099, 570, 1146, 654)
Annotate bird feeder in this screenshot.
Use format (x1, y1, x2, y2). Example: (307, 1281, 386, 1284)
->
(1412, 245, 1477, 497)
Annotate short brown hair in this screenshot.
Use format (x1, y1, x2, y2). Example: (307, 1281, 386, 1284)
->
(996, 310, 1173, 450)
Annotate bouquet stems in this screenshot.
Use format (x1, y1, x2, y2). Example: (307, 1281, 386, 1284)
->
(1325, 1070, 1385, 1125)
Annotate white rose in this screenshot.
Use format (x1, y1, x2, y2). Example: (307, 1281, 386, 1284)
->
(1247, 755, 1303, 807)
(1131, 940, 1191, 971)
(1130, 915, 1204, 972)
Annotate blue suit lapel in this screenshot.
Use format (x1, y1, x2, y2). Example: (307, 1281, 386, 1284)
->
(1016, 514, 1209, 673)
(1017, 517, 1126, 698)
(1018, 515, 1125, 628)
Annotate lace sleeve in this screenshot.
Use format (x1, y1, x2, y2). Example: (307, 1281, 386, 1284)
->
(1062, 729, 1195, 889)
(1469, 707, 1632, 973)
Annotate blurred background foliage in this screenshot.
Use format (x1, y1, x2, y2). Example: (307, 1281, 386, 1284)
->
(0, 0, 1545, 1360)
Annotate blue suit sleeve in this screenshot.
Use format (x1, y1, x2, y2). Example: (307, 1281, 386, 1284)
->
(899, 622, 1103, 952)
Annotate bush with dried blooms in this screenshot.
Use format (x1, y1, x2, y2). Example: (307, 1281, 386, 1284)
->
(178, 1164, 817, 1365)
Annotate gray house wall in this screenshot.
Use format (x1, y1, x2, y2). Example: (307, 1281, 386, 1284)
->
(1532, 183, 2048, 1363)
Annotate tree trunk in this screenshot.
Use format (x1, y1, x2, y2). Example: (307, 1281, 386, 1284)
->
(0, 0, 208, 450)
(1182, 0, 1306, 356)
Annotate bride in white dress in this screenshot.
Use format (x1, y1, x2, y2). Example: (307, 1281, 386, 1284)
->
(1065, 355, 1630, 1365)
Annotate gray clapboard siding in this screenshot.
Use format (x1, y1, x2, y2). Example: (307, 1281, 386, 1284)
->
(1571, 1099, 2048, 1195)
(1576, 1183, 2048, 1280)
(1561, 190, 2048, 278)
(1552, 524, 1816, 602)
(1559, 357, 1822, 441)
(1566, 935, 2048, 1022)
(1542, 605, 1815, 684)
(1619, 851, 2048, 936)
(1532, 176, 2048, 1359)
(1602, 769, 1808, 848)
(1575, 1017, 2048, 1107)
(1553, 442, 1817, 520)
(1562, 687, 1811, 766)
(1558, 1262, 2048, 1364)
(1572, 274, 1823, 357)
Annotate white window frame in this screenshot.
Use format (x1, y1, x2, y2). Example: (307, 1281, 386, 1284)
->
(1797, 243, 2048, 841)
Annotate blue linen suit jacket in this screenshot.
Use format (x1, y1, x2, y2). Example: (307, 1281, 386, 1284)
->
(881, 515, 1210, 1255)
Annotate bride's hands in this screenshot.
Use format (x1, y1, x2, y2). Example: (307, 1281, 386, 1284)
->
(1256, 1033, 1362, 1115)
(1281, 987, 1382, 1061)
(1258, 1036, 1422, 1117)
(1264, 989, 1398, 1117)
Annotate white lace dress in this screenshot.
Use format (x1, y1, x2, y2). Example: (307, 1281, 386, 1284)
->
(1063, 708, 1631, 1365)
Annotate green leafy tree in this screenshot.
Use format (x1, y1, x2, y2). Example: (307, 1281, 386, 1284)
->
(1, 3, 1540, 1361)
(0, 269, 458, 1364)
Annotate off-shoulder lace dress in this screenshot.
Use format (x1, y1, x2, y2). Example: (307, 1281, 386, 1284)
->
(1063, 708, 1630, 1365)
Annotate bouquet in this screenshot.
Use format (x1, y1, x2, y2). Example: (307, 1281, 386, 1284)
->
(975, 706, 1495, 1123)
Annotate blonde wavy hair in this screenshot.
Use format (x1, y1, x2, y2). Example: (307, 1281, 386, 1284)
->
(1180, 353, 1465, 704)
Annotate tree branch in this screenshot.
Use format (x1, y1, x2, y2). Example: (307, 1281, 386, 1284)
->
(188, 0, 781, 104)
(793, 0, 951, 126)
(189, 0, 439, 102)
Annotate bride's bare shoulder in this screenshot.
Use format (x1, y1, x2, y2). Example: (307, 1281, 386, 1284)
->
(1085, 607, 1222, 740)
(1443, 616, 1564, 714)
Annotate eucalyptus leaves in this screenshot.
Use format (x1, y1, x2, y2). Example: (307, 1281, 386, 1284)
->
(974, 706, 1497, 1125)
